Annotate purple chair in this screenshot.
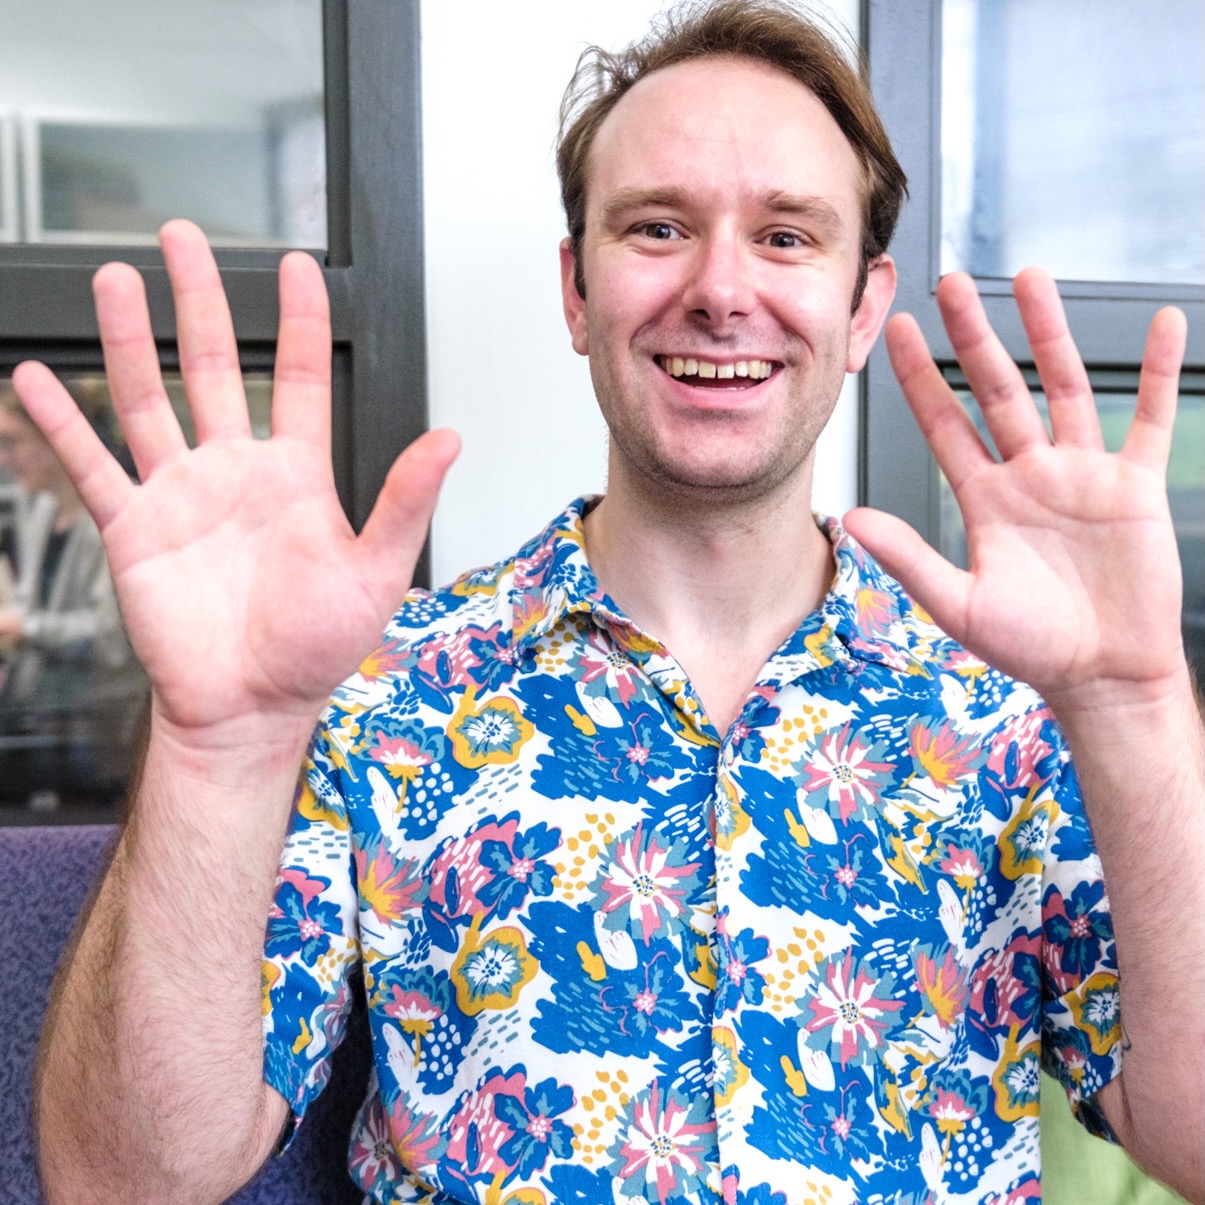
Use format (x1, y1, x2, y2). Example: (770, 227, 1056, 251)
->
(0, 823, 371, 1204)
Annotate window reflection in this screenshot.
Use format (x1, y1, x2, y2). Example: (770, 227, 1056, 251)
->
(0, 372, 272, 820)
(0, 0, 325, 247)
(941, 0, 1204, 285)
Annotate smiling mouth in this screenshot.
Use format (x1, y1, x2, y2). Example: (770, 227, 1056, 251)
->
(657, 355, 779, 388)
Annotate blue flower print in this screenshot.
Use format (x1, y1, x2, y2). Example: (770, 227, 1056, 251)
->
(478, 822, 560, 919)
(1044, 880, 1112, 979)
(468, 624, 533, 692)
(265, 870, 343, 965)
(713, 909, 769, 1015)
(496, 1077, 576, 1179)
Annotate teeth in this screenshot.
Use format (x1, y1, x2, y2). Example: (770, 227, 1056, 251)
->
(660, 356, 775, 380)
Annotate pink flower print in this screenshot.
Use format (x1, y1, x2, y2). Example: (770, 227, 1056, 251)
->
(929, 1088, 975, 1135)
(446, 1069, 527, 1178)
(969, 934, 1042, 1031)
(368, 733, 432, 784)
(987, 706, 1057, 790)
(916, 947, 969, 1030)
(358, 638, 413, 682)
(577, 627, 642, 706)
(798, 724, 895, 823)
(614, 1081, 714, 1205)
(427, 819, 519, 920)
(414, 624, 499, 688)
(355, 843, 424, 927)
(804, 951, 904, 1068)
(348, 1094, 403, 1191)
(854, 585, 895, 634)
(383, 986, 442, 1062)
(908, 722, 981, 790)
(939, 843, 983, 892)
(599, 823, 699, 944)
(388, 1098, 446, 1175)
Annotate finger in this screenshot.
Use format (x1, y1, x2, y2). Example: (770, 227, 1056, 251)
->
(841, 506, 971, 645)
(937, 272, 1050, 459)
(159, 219, 251, 442)
(10, 361, 135, 530)
(270, 252, 332, 451)
(93, 261, 190, 478)
(352, 429, 461, 613)
(1013, 267, 1102, 450)
(885, 311, 994, 493)
(1123, 306, 1186, 471)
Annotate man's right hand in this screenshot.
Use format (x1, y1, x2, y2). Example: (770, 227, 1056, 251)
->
(12, 220, 458, 744)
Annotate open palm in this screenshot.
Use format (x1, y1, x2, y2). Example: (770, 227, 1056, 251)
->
(845, 269, 1187, 711)
(12, 221, 458, 735)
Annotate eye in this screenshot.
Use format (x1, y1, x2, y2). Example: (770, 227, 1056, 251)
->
(764, 230, 806, 250)
(636, 221, 681, 241)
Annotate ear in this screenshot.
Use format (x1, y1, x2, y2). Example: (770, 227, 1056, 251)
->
(846, 254, 897, 374)
(559, 238, 589, 357)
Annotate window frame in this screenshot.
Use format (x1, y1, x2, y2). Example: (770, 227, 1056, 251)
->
(0, 0, 430, 572)
(861, 0, 1205, 538)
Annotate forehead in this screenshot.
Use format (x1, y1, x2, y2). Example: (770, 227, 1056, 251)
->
(585, 56, 864, 221)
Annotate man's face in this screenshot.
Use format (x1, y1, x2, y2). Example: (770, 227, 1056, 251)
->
(561, 56, 895, 506)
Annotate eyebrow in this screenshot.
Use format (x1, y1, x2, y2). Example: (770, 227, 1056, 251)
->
(598, 186, 848, 239)
(598, 188, 690, 227)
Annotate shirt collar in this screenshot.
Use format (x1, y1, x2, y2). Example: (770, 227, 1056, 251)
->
(504, 497, 924, 677)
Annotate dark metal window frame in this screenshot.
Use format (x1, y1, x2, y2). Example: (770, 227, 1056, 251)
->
(0, 0, 428, 570)
(861, 0, 1205, 537)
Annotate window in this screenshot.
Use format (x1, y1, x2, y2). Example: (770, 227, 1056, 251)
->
(0, 0, 428, 822)
(864, 0, 1204, 678)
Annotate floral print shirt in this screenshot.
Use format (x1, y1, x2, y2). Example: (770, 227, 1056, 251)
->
(261, 498, 1121, 1205)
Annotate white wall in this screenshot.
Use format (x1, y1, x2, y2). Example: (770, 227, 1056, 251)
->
(421, 0, 861, 584)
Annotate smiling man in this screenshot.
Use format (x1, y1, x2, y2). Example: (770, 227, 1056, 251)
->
(24, 3, 1204, 1205)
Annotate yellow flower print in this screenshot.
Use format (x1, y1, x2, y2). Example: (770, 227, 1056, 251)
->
(998, 793, 1061, 880)
(715, 775, 751, 851)
(712, 1026, 750, 1107)
(451, 914, 538, 1014)
(448, 688, 534, 769)
(1067, 971, 1122, 1056)
(991, 1026, 1041, 1121)
(296, 777, 349, 832)
(261, 959, 281, 1017)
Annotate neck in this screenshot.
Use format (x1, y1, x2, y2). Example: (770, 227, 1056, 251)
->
(583, 468, 834, 733)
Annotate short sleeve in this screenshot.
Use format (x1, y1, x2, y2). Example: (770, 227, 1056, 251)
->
(261, 721, 360, 1138)
(1038, 753, 1124, 1132)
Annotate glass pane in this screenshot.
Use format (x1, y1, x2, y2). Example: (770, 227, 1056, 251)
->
(937, 387, 1205, 682)
(0, 371, 272, 823)
(941, 0, 1205, 285)
(0, 1, 325, 248)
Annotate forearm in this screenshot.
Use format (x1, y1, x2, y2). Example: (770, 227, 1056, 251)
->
(1052, 669, 1205, 1201)
(35, 708, 315, 1205)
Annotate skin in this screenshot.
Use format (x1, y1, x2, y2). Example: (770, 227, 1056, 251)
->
(16, 52, 1204, 1205)
(562, 58, 895, 733)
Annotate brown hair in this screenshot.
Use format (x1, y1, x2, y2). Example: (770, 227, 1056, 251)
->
(556, 0, 907, 309)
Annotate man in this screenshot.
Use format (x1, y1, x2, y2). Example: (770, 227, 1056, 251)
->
(22, 3, 1203, 1203)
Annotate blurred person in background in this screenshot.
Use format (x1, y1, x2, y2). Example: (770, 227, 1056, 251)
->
(0, 382, 146, 809)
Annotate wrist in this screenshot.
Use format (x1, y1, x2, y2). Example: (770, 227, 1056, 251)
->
(140, 693, 323, 795)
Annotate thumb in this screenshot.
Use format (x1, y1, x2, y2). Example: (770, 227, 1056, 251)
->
(842, 506, 971, 643)
(352, 428, 461, 610)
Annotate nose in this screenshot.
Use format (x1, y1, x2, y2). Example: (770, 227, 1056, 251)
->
(680, 231, 756, 328)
